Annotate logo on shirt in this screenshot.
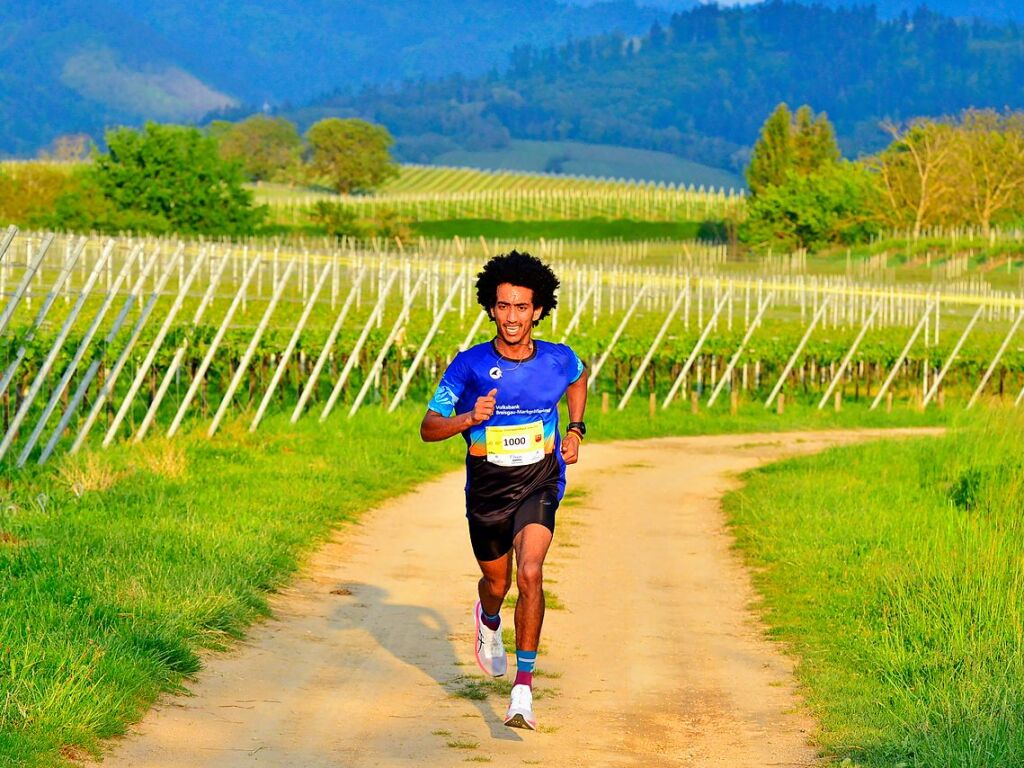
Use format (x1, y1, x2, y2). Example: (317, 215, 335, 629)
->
(489, 366, 502, 380)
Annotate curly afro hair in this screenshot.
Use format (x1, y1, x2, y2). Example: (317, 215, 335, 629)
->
(476, 250, 560, 326)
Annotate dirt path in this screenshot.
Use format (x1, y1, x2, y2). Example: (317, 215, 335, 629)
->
(102, 428, 940, 768)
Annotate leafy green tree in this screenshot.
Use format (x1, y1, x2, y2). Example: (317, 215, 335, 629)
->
(793, 105, 840, 174)
(209, 115, 302, 182)
(746, 104, 795, 195)
(88, 122, 264, 235)
(305, 118, 398, 194)
(740, 162, 882, 251)
(308, 201, 410, 240)
(746, 103, 840, 195)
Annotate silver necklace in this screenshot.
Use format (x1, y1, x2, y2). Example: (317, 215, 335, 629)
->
(489, 340, 533, 380)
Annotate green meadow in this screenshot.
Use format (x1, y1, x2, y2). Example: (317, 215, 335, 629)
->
(725, 409, 1024, 767)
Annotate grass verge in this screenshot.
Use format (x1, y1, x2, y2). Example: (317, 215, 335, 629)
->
(0, 410, 463, 768)
(722, 409, 1024, 767)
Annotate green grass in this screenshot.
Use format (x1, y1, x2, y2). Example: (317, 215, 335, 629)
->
(722, 409, 1024, 767)
(445, 739, 479, 750)
(0, 397, 952, 767)
(584, 391, 951, 442)
(410, 218, 705, 242)
(448, 675, 556, 702)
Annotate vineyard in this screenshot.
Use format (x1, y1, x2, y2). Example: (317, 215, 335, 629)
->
(255, 164, 745, 225)
(1, 225, 1023, 469)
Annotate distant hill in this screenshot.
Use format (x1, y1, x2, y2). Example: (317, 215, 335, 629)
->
(308, 2, 1024, 174)
(0, 1, 665, 156)
(807, 0, 1024, 22)
(647, 0, 1024, 22)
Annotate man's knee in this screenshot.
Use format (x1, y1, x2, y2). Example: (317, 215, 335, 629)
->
(517, 561, 544, 593)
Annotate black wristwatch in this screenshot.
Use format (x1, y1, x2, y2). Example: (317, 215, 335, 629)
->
(566, 421, 586, 439)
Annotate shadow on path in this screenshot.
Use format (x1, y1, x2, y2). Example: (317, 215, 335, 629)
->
(335, 581, 521, 743)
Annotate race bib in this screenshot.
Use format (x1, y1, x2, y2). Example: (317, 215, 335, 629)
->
(485, 421, 545, 467)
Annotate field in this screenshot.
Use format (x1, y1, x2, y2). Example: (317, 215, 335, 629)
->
(1, 229, 1023, 471)
(404, 139, 745, 189)
(4, 162, 1024, 767)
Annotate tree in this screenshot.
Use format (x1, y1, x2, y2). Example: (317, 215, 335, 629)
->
(740, 162, 883, 251)
(955, 109, 1024, 234)
(793, 105, 840, 174)
(39, 134, 93, 162)
(746, 104, 794, 194)
(209, 115, 302, 182)
(88, 122, 264, 235)
(870, 119, 959, 238)
(746, 103, 840, 195)
(305, 118, 398, 194)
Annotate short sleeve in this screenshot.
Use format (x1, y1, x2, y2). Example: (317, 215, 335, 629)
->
(427, 354, 467, 416)
(564, 345, 585, 384)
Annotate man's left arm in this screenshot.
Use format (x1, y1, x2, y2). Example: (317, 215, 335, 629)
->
(560, 368, 588, 465)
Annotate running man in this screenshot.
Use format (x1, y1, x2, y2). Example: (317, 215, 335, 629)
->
(420, 251, 587, 730)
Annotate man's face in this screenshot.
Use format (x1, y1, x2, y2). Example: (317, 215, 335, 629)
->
(492, 283, 543, 346)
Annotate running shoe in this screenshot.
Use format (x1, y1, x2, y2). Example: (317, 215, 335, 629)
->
(504, 683, 537, 730)
(473, 600, 507, 677)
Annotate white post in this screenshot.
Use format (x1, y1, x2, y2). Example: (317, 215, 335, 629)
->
(764, 297, 831, 409)
(250, 263, 332, 432)
(459, 310, 488, 351)
(661, 289, 732, 409)
(967, 309, 1024, 409)
(208, 260, 297, 437)
(290, 268, 369, 423)
(618, 289, 687, 411)
(708, 292, 774, 407)
(589, 285, 647, 390)
(24, 244, 138, 465)
(0, 232, 52, 338)
(165, 256, 263, 437)
(70, 250, 185, 452)
(922, 304, 984, 408)
(818, 300, 882, 409)
(558, 283, 596, 344)
(388, 275, 465, 413)
(134, 254, 230, 442)
(348, 273, 427, 417)
(37, 247, 156, 464)
(318, 270, 400, 422)
(0, 237, 85, 401)
(870, 300, 936, 411)
(102, 247, 203, 447)
(1, 243, 108, 464)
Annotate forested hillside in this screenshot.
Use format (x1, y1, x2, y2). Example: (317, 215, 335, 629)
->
(309, 3, 1024, 172)
(0, 0, 662, 155)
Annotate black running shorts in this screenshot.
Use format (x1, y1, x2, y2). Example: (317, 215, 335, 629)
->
(468, 486, 558, 562)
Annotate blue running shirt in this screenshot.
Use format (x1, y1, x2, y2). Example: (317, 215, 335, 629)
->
(427, 339, 584, 521)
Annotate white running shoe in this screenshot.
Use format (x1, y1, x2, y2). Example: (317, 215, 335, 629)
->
(473, 601, 507, 677)
(504, 683, 537, 730)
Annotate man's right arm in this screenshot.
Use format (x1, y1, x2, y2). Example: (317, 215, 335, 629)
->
(419, 409, 474, 442)
(419, 388, 498, 442)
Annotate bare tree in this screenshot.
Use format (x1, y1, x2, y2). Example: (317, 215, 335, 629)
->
(956, 109, 1024, 234)
(872, 119, 958, 238)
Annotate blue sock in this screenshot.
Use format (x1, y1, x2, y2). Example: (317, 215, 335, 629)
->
(514, 650, 537, 688)
(481, 607, 501, 631)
